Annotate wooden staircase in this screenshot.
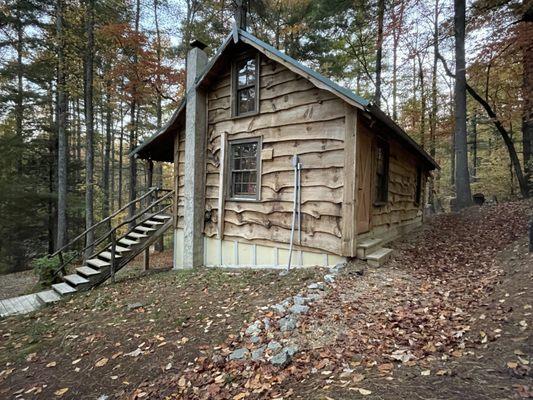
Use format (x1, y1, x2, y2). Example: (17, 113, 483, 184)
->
(356, 238, 394, 267)
(37, 188, 174, 305)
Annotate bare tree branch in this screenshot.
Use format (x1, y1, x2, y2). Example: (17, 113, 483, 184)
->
(435, 49, 530, 197)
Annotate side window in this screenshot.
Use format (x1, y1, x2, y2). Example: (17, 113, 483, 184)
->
(228, 138, 261, 200)
(414, 167, 422, 205)
(233, 55, 259, 116)
(374, 139, 389, 204)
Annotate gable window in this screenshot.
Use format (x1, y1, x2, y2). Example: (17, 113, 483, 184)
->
(233, 55, 259, 116)
(228, 138, 261, 200)
(414, 167, 422, 205)
(374, 138, 389, 205)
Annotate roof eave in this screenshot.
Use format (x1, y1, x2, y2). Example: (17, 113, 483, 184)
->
(367, 104, 440, 170)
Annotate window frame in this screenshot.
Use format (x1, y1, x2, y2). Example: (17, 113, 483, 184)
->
(226, 137, 262, 202)
(231, 53, 260, 118)
(373, 137, 390, 206)
(414, 166, 423, 206)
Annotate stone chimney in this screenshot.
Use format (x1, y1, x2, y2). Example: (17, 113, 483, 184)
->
(181, 40, 208, 268)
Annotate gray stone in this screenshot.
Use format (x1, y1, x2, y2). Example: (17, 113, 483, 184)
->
(229, 348, 249, 360)
(305, 293, 322, 302)
(284, 345, 299, 356)
(245, 321, 261, 336)
(267, 341, 282, 351)
(263, 317, 271, 330)
(271, 303, 286, 314)
(293, 295, 306, 305)
(289, 304, 309, 314)
(324, 274, 336, 284)
(281, 298, 292, 307)
(250, 335, 261, 344)
(329, 261, 347, 274)
(270, 350, 290, 367)
(308, 282, 325, 290)
(251, 346, 266, 361)
(127, 302, 143, 311)
(279, 316, 297, 332)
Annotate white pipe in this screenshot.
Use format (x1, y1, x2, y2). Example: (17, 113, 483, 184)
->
(297, 162, 302, 245)
(286, 155, 299, 273)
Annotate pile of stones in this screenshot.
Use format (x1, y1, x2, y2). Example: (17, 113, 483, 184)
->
(226, 262, 348, 367)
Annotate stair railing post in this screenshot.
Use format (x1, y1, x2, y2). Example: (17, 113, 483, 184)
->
(110, 231, 116, 284)
(58, 251, 66, 277)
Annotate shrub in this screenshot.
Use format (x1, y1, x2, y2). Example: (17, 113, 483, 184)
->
(32, 251, 77, 287)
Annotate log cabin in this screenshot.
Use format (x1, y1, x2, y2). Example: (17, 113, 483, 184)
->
(131, 27, 439, 270)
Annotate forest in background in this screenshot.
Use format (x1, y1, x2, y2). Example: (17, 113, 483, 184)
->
(0, 0, 531, 274)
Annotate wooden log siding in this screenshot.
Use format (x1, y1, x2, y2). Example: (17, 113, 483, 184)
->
(204, 54, 346, 254)
(370, 137, 422, 231)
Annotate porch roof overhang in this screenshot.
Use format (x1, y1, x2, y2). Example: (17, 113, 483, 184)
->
(130, 28, 439, 170)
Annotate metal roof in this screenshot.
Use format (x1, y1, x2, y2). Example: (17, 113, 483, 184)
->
(131, 28, 438, 170)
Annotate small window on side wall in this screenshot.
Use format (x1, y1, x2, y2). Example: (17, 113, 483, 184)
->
(415, 167, 423, 205)
(374, 138, 389, 205)
(228, 138, 261, 200)
(233, 55, 259, 116)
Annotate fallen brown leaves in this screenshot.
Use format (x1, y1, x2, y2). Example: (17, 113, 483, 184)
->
(131, 200, 531, 399)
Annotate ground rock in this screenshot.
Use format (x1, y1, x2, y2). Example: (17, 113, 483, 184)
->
(245, 321, 261, 336)
(279, 316, 297, 331)
(229, 348, 249, 360)
(271, 304, 286, 314)
(267, 341, 282, 351)
(251, 346, 266, 361)
(308, 282, 325, 290)
(127, 302, 143, 311)
(270, 351, 290, 367)
(289, 304, 309, 314)
(284, 345, 299, 356)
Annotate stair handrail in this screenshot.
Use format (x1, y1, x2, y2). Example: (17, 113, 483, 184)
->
(50, 187, 160, 259)
(49, 189, 174, 281)
(87, 190, 174, 254)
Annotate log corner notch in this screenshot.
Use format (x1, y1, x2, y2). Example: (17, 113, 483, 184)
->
(341, 104, 358, 257)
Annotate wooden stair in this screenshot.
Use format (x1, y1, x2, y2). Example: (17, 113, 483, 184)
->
(357, 238, 394, 267)
(49, 213, 172, 300)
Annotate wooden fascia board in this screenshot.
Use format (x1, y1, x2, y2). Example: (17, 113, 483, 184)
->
(239, 36, 365, 111)
(341, 104, 358, 257)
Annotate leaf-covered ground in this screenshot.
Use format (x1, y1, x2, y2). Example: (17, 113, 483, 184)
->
(0, 200, 531, 400)
(132, 200, 532, 400)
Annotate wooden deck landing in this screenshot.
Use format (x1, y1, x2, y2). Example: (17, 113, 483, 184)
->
(0, 293, 41, 317)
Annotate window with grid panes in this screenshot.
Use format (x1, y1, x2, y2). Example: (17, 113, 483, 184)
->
(228, 139, 260, 200)
(233, 55, 258, 116)
(374, 139, 389, 204)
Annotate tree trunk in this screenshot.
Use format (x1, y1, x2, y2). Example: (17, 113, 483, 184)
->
(374, 0, 385, 107)
(522, 2, 533, 196)
(471, 113, 477, 178)
(428, 0, 439, 207)
(84, 0, 95, 254)
(56, 0, 68, 249)
(153, 0, 164, 251)
(417, 54, 426, 149)
(128, 0, 141, 223)
(391, 0, 405, 121)
(48, 83, 56, 254)
(453, 0, 472, 208)
(118, 99, 124, 209)
(15, 7, 24, 172)
(103, 78, 112, 224)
